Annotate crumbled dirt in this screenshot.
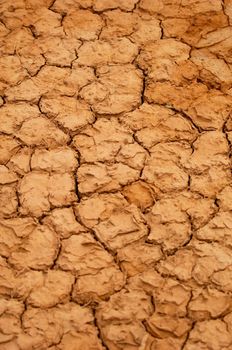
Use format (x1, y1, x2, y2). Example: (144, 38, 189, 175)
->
(0, 0, 232, 349)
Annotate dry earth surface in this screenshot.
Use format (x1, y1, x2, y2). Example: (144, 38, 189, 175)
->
(0, 0, 232, 349)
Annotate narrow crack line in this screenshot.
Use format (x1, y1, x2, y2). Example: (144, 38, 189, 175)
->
(221, 0, 230, 25)
(159, 19, 164, 39)
(93, 308, 110, 350)
(48, 0, 57, 10)
(222, 116, 232, 158)
(181, 321, 196, 350)
(50, 238, 62, 269)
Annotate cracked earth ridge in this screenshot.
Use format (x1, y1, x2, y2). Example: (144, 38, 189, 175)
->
(0, 0, 232, 349)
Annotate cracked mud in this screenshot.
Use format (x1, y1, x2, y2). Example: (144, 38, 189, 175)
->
(0, 0, 232, 349)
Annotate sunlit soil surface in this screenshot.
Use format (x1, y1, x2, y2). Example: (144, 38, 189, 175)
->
(0, 0, 232, 349)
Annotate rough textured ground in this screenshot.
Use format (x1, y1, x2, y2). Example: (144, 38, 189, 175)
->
(0, 0, 232, 349)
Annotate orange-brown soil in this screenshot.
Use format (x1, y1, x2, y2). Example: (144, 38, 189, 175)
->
(0, 0, 232, 349)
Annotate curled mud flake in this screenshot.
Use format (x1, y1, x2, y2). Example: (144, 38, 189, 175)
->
(196, 211, 232, 248)
(7, 148, 33, 175)
(73, 117, 133, 163)
(217, 186, 232, 211)
(57, 233, 116, 274)
(211, 267, 232, 292)
(196, 26, 232, 49)
(187, 91, 232, 130)
(77, 162, 140, 194)
(0, 217, 36, 258)
(27, 270, 75, 308)
(93, 0, 138, 11)
(190, 168, 231, 198)
(33, 65, 78, 97)
(93, 206, 148, 251)
(63, 10, 103, 41)
(57, 233, 124, 302)
(162, 12, 228, 47)
(157, 249, 197, 281)
(18, 171, 50, 217)
(225, 0, 232, 25)
(0, 297, 24, 338)
(72, 266, 125, 304)
(122, 181, 154, 211)
(25, 8, 64, 37)
(76, 193, 148, 251)
(148, 60, 199, 88)
(146, 196, 192, 251)
(184, 320, 232, 350)
(2, 28, 45, 76)
(96, 289, 153, 350)
(0, 165, 18, 185)
(8, 224, 59, 270)
(128, 107, 198, 149)
(142, 142, 191, 193)
(55, 331, 104, 350)
(153, 278, 191, 318)
(21, 303, 99, 348)
(130, 15, 162, 45)
(50, 0, 85, 13)
(139, 0, 222, 17)
(80, 65, 143, 114)
(0, 135, 21, 164)
(137, 39, 191, 69)
(190, 239, 232, 285)
(65, 64, 96, 94)
(16, 117, 69, 148)
(146, 312, 192, 341)
(140, 333, 189, 350)
(145, 81, 208, 111)
(0, 256, 16, 297)
(186, 131, 229, 172)
(37, 36, 81, 67)
(6, 65, 90, 101)
(42, 207, 86, 239)
(0, 103, 40, 134)
(0, 55, 28, 88)
(76, 38, 138, 67)
(31, 147, 78, 173)
(5, 78, 42, 102)
(18, 171, 77, 217)
(116, 143, 147, 170)
(100, 10, 138, 40)
(75, 192, 128, 228)
(188, 287, 232, 321)
(117, 242, 162, 277)
(190, 49, 232, 88)
(40, 95, 95, 132)
(127, 269, 164, 293)
(121, 103, 174, 130)
(0, 184, 18, 218)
